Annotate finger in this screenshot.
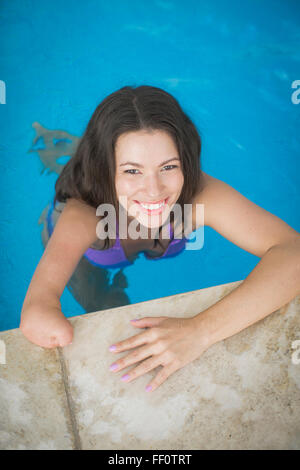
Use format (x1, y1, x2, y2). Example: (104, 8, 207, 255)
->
(109, 343, 153, 372)
(144, 364, 176, 392)
(130, 316, 167, 328)
(119, 355, 162, 383)
(109, 328, 153, 353)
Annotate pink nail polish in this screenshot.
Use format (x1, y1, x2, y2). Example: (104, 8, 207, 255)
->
(110, 363, 118, 371)
(145, 385, 152, 392)
(121, 374, 130, 381)
(109, 345, 116, 351)
(130, 319, 139, 322)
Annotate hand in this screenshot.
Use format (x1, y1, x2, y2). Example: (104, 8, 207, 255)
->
(108, 316, 209, 392)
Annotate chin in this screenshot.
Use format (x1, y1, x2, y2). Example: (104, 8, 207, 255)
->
(135, 211, 171, 231)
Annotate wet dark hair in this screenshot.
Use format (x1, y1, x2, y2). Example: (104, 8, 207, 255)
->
(54, 85, 204, 248)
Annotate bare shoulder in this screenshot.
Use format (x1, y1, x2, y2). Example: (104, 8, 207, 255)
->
(58, 198, 104, 248)
(192, 170, 256, 225)
(193, 171, 223, 203)
(192, 172, 299, 257)
(31, 198, 104, 301)
(65, 197, 98, 217)
(190, 171, 218, 228)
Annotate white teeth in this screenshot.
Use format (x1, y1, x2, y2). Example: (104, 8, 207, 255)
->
(139, 200, 165, 210)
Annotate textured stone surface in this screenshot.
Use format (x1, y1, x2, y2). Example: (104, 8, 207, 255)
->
(61, 281, 300, 450)
(1, 280, 300, 450)
(0, 329, 75, 450)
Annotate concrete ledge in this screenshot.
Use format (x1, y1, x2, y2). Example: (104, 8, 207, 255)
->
(1, 280, 299, 450)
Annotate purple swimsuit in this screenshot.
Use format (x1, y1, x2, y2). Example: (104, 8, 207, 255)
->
(47, 200, 187, 269)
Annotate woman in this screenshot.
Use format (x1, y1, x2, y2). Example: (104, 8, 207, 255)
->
(20, 85, 300, 392)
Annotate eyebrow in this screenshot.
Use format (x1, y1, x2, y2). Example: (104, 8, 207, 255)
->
(119, 158, 180, 168)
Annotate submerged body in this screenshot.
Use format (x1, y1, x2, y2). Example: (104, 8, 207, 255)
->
(46, 199, 187, 269)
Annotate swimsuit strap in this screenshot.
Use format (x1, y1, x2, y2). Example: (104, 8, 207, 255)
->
(113, 220, 121, 247)
(169, 220, 174, 239)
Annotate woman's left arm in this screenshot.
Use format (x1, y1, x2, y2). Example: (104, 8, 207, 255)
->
(193, 236, 300, 347)
(109, 174, 300, 391)
(191, 173, 300, 346)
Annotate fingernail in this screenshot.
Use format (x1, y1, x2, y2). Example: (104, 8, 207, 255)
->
(130, 319, 139, 322)
(145, 385, 152, 392)
(110, 363, 118, 371)
(121, 374, 130, 381)
(109, 345, 117, 351)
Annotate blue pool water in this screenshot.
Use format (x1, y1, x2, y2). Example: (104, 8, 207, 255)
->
(0, 0, 299, 331)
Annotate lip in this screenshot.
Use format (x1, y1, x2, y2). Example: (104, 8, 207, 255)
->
(135, 198, 168, 205)
(134, 197, 169, 215)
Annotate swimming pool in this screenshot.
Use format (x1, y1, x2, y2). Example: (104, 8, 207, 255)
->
(0, 0, 299, 331)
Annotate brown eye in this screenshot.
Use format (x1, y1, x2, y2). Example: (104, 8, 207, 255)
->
(162, 165, 178, 171)
(124, 169, 140, 175)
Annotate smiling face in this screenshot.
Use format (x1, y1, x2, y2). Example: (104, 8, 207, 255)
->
(115, 129, 184, 229)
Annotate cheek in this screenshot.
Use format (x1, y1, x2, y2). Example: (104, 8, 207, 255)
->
(172, 171, 184, 192)
(115, 176, 137, 197)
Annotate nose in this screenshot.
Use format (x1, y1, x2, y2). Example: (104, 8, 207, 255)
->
(144, 173, 165, 199)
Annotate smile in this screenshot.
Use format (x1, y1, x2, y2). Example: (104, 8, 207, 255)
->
(134, 198, 169, 214)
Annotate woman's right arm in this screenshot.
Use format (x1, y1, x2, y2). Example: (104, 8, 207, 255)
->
(20, 198, 101, 348)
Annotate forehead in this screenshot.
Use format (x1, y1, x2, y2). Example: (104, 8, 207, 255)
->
(115, 130, 178, 161)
